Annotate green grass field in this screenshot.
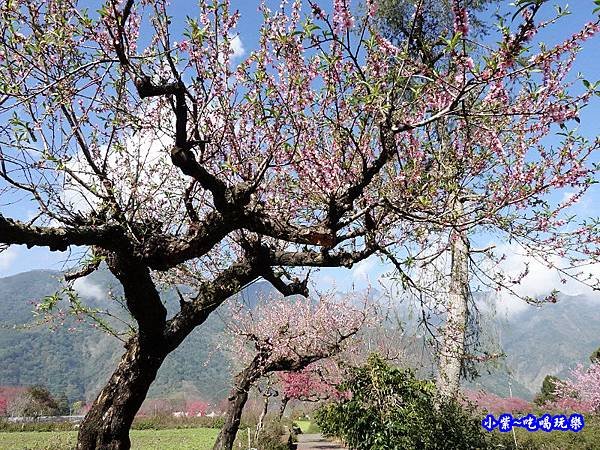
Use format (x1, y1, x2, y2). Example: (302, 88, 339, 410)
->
(293, 420, 321, 434)
(4, 419, 599, 449)
(0, 428, 220, 450)
(294, 420, 311, 433)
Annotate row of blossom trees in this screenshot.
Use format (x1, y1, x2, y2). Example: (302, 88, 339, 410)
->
(1, 0, 600, 448)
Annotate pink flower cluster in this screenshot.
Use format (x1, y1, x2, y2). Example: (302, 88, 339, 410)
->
(452, 2, 469, 36)
(186, 400, 209, 417)
(463, 389, 532, 414)
(333, 0, 354, 34)
(227, 293, 369, 373)
(279, 367, 342, 401)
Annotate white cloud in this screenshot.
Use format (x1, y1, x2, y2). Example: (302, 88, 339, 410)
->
(352, 257, 376, 283)
(230, 35, 245, 59)
(73, 277, 106, 302)
(488, 243, 600, 316)
(368, 239, 600, 318)
(62, 129, 183, 219)
(0, 246, 18, 273)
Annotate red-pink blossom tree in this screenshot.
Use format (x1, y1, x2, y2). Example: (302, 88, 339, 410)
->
(214, 293, 369, 450)
(275, 363, 344, 420)
(0, 386, 27, 417)
(1, 0, 599, 448)
(463, 389, 532, 415)
(280, 366, 341, 402)
(186, 399, 209, 417)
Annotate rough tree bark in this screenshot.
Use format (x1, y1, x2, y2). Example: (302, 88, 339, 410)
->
(436, 220, 470, 399)
(75, 257, 263, 450)
(76, 253, 173, 450)
(277, 395, 289, 420)
(76, 337, 167, 450)
(212, 368, 257, 450)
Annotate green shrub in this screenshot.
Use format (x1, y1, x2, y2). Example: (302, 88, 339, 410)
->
(254, 419, 296, 450)
(0, 419, 77, 433)
(315, 354, 496, 450)
(131, 414, 224, 430)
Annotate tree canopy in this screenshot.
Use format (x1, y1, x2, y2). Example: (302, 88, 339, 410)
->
(1, 0, 599, 448)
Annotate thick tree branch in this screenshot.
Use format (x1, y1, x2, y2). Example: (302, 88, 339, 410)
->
(242, 211, 337, 248)
(65, 254, 102, 282)
(163, 239, 374, 350)
(0, 214, 128, 252)
(106, 252, 167, 349)
(260, 267, 309, 298)
(141, 211, 233, 270)
(268, 246, 376, 269)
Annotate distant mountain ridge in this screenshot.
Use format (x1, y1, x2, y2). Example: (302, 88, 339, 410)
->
(0, 269, 236, 404)
(1, 270, 600, 404)
(470, 292, 600, 399)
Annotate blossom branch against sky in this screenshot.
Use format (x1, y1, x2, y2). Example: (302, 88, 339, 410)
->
(0, 1, 598, 293)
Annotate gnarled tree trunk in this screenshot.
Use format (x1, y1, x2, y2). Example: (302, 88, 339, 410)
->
(74, 253, 262, 450)
(212, 379, 253, 450)
(213, 355, 264, 450)
(76, 336, 168, 450)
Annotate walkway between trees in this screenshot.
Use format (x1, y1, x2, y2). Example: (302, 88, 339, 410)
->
(296, 433, 347, 449)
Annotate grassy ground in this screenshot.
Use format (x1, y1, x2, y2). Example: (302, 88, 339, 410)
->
(0, 428, 220, 450)
(4, 419, 599, 449)
(294, 420, 321, 434)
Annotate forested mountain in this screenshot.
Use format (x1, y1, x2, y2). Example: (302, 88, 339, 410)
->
(0, 270, 235, 404)
(1, 270, 600, 405)
(470, 293, 600, 399)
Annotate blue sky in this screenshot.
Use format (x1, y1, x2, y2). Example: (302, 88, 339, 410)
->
(1, 0, 599, 300)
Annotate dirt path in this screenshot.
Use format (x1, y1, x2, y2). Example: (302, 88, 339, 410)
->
(296, 433, 347, 449)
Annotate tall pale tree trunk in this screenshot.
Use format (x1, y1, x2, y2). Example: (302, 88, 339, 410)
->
(76, 337, 168, 450)
(254, 395, 270, 440)
(436, 223, 469, 399)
